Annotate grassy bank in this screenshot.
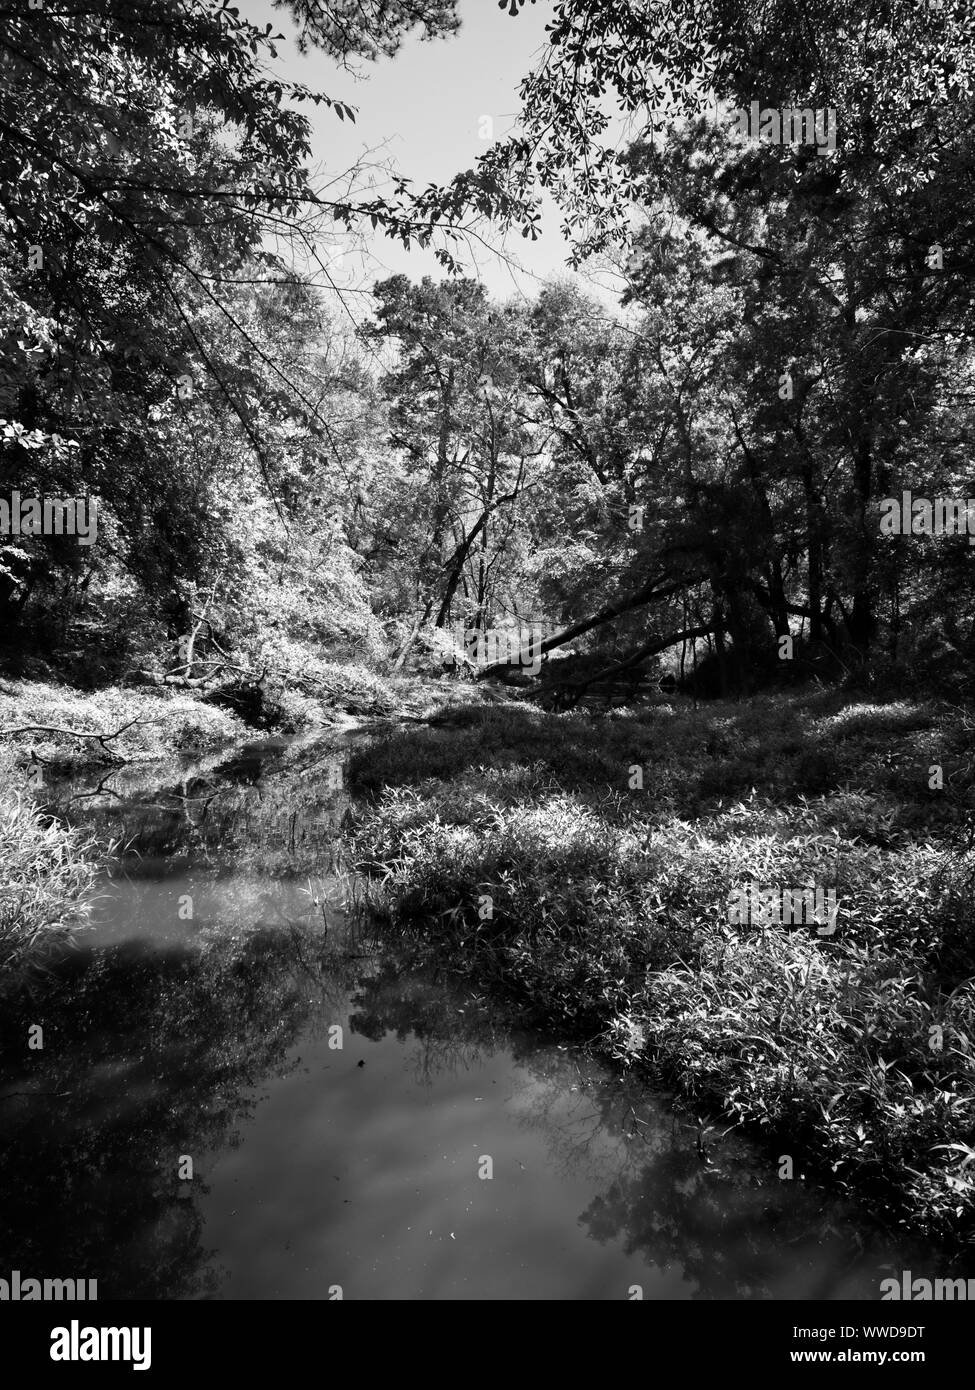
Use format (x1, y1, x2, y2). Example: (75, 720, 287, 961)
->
(348, 691, 975, 1241)
(0, 669, 480, 773)
(0, 679, 250, 771)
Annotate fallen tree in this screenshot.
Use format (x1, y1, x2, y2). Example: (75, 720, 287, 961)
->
(0, 716, 157, 763)
(476, 573, 686, 680)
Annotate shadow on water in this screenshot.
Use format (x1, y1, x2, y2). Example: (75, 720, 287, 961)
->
(0, 733, 947, 1300)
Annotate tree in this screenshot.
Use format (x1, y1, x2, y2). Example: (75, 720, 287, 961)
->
(365, 275, 547, 651)
(0, 0, 473, 667)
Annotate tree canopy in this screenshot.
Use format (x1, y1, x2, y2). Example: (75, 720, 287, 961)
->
(2, 0, 974, 704)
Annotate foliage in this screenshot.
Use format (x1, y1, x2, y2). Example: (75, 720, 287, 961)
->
(0, 679, 245, 767)
(351, 695, 975, 1238)
(0, 748, 98, 981)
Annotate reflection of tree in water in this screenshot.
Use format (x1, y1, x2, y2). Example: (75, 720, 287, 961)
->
(0, 922, 355, 1300)
(0, 910, 934, 1302)
(499, 1061, 943, 1298)
(346, 970, 932, 1300)
(503, 1052, 946, 1299)
(45, 736, 352, 878)
(349, 954, 504, 1086)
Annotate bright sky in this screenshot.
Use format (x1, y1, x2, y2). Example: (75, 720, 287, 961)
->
(240, 0, 624, 311)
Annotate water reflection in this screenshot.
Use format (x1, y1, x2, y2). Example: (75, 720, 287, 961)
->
(0, 737, 945, 1300)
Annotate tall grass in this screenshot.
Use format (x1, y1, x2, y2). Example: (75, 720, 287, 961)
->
(0, 749, 99, 982)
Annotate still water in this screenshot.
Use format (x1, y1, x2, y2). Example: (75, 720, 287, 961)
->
(0, 731, 944, 1299)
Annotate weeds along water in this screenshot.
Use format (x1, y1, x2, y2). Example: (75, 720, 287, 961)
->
(347, 694, 975, 1246)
